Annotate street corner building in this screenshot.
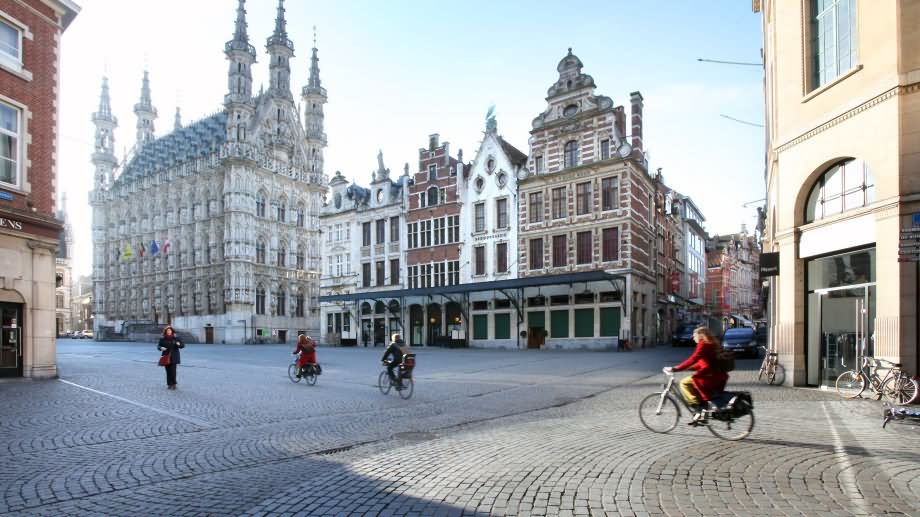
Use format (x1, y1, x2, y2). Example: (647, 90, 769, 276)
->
(0, 0, 79, 378)
(90, 0, 326, 345)
(760, 1, 920, 386)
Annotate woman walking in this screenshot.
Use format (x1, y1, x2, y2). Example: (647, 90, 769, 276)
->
(158, 326, 185, 390)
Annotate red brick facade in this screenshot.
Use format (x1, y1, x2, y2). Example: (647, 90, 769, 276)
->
(406, 135, 462, 269)
(0, 0, 76, 236)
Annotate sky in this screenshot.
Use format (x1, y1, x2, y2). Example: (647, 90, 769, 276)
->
(57, 0, 766, 278)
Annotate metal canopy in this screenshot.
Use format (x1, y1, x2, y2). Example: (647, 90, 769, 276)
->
(318, 270, 626, 303)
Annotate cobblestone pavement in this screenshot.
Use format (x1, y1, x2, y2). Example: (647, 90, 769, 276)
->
(1, 340, 917, 516)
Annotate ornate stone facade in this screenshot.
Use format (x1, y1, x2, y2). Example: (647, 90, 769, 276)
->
(90, 0, 326, 343)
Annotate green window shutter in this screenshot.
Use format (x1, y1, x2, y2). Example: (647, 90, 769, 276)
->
(550, 309, 569, 338)
(494, 313, 511, 339)
(599, 307, 621, 337)
(473, 314, 488, 340)
(528, 311, 545, 329)
(574, 308, 594, 337)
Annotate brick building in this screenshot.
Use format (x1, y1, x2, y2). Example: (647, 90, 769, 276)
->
(518, 49, 656, 349)
(0, 0, 79, 378)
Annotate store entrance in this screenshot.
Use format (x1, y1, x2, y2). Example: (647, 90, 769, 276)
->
(0, 303, 23, 377)
(806, 248, 876, 387)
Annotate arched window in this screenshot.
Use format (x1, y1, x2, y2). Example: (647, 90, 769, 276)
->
(256, 239, 266, 264)
(276, 289, 286, 316)
(296, 204, 305, 227)
(427, 186, 439, 206)
(805, 159, 875, 223)
(277, 198, 286, 222)
(563, 140, 578, 169)
(256, 192, 266, 217)
(255, 285, 266, 315)
(296, 246, 305, 269)
(277, 241, 286, 267)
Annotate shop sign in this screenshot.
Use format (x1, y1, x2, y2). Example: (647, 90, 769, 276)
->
(0, 191, 12, 201)
(897, 214, 920, 262)
(0, 216, 23, 231)
(760, 252, 780, 277)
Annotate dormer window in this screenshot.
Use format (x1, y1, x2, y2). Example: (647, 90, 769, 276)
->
(428, 164, 437, 181)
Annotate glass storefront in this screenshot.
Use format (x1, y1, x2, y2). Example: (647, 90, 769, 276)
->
(806, 248, 875, 387)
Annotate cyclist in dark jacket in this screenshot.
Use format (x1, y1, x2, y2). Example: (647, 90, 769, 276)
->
(381, 333, 409, 387)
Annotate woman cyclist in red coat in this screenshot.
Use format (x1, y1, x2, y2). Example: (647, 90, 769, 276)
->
(664, 326, 728, 423)
(292, 335, 317, 377)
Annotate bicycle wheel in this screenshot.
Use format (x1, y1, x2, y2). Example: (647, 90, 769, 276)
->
(835, 370, 864, 399)
(757, 361, 768, 382)
(378, 371, 392, 395)
(882, 375, 919, 405)
(305, 370, 317, 386)
(767, 362, 785, 385)
(708, 403, 755, 441)
(638, 393, 680, 434)
(397, 378, 414, 399)
(287, 363, 302, 383)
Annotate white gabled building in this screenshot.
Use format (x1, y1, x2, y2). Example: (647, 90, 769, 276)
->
(319, 153, 410, 346)
(459, 114, 528, 348)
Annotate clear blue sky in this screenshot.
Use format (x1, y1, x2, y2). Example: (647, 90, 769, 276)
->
(58, 0, 765, 277)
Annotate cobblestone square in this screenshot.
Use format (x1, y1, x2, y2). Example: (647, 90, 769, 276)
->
(0, 341, 917, 516)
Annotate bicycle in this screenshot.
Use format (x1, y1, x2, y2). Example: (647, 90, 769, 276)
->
(835, 357, 918, 405)
(638, 370, 755, 441)
(756, 345, 784, 385)
(378, 354, 415, 400)
(288, 359, 320, 386)
(882, 403, 920, 428)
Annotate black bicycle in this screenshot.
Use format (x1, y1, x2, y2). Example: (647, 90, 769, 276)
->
(639, 370, 755, 440)
(378, 354, 415, 400)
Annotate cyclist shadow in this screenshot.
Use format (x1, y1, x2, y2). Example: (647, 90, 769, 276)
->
(743, 437, 920, 463)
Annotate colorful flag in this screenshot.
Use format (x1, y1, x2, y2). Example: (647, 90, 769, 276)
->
(150, 239, 159, 256)
(162, 238, 171, 255)
(122, 243, 134, 262)
(139, 242, 146, 258)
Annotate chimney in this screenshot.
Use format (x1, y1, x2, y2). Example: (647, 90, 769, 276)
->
(613, 106, 626, 142)
(429, 133, 440, 151)
(629, 91, 643, 157)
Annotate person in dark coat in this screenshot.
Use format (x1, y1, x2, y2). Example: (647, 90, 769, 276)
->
(664, 326, 728, 423)
(381, 333, 409, 387)
(157, 326, 185, 390)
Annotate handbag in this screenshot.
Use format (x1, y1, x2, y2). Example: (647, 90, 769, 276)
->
(158, 354, 171, 367)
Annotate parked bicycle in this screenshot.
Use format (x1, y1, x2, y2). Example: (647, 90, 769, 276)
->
(378, 354, 415, 400)
(882, 403, 920, 428)
(288, 361, 320, 386)
(835, 357, 918, 405)
(757, 345, 784, 385)
(638, 370, 755, 441)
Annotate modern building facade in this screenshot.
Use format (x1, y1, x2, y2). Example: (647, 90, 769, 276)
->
(0, 0, 79, 378)
(90, 0, 326, 344)
(759, 0, 920, 386)
(518, 50, 656, 349)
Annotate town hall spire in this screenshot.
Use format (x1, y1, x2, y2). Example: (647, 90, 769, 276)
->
(224, 0, 256, 142)
(91, 77, 118, 188)
(301, 27, 327, 181)
(133, 70, 157, 150)
(266, 0, 294, 99)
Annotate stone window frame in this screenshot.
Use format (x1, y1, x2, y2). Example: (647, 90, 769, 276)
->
(0, 97, 24, 190)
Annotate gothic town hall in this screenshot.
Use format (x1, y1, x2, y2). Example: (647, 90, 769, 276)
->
(90, 0, 326, 343)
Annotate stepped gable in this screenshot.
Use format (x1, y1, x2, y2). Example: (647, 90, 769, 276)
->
(116, 111, 228, 185)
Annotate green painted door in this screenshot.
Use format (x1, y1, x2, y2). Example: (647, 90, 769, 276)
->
(599, 307, 621, 337)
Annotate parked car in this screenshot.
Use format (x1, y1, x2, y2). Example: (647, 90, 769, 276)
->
(81, 329, 93, 339)
(755, 326, 768, 347)
(72, 330, 84, 339)
(672, 323, 703, 347)
(722, 327, 758, 358)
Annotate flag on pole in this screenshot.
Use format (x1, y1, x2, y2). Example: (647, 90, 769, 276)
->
(122, 243, 134, 261)
(150, 239, 159, 256)
(139, 242, 146, 258)
(162, 238, 171, 254)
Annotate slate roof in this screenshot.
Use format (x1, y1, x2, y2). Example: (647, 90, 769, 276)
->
(498, 137, 528, 166)
(115, 111, 228, 185)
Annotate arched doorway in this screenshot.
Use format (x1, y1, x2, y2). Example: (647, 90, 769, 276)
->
(427, 303, 442, 346)
(409, 304, 423, 346)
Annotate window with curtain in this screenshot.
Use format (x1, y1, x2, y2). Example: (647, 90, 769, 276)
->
(576, 182, 591, 215)
(601, 177, 618, 211)
(529, 192, 543, 223)
(496, 242, 508, 273)
(576, 231, 592, 264)
(552, 235, 567, 267)
(602, 227, 619, 261)
(551, 187, 566, 219)
(529, 238, 544, 270)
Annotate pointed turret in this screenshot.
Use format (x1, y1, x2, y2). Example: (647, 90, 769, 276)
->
(224, 0, 256, 142)
(266, 0, 294, 99)
(133, 70, 157, 149)
(174, 107, 182, 131)
(91, 77, 118, 189)
(301, 28, 327, 183)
